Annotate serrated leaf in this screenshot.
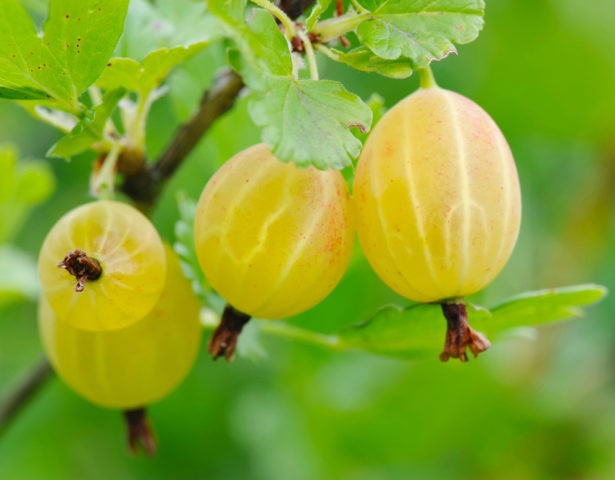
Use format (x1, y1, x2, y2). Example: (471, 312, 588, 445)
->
(248, 77, 372, 169)
(213, 3, 372, 169)
(0, 0, 128, 110)
(48, 88, 124, 159)
(215, 6, 292, 81)
(329, 46, 414, 78)
(0, 145, 55, 243)
(339, 284, 607, 359)
(98, 44, 210, 96)
(0, 245, 39, 306)
(356, 0, 485, 67)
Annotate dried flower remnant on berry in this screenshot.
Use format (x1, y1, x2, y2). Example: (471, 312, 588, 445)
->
(124, 408, 157, 456)
(57, 249, 102, 292)
(440, 302, 491, 362)
(208, 305, 251, 362)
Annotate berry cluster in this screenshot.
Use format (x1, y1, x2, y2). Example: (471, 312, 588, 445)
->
(37, 81, 520, 453)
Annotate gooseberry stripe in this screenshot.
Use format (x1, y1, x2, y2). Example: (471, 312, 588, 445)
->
(219, 161, 274, 264)
(443, 91, 474, 291)
(400, 106, 445, 298)
(368, 137, 436, 301)
(256, 174, 332, 315)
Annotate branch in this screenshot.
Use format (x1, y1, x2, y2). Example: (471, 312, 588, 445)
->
(0, 358, 53, 438)
(277, 0, 317, 20)
(121, 69, 244, 211)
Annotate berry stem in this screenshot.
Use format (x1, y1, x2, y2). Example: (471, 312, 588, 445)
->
(90, 143, 122, 198)
(208, 304, 252, 361)
(57, 249, 103, 292)
(124, 408, 157, 456)
(439, 300, 491, 362)
(418, 67, 438, 89)
(297, 29, 319, 80)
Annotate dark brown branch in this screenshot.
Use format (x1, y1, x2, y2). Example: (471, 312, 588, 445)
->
(277, 0, 317, 20)
(121, 69, 244, 211)
(156, 69, 245, 179)
(0, 358, 53, 438)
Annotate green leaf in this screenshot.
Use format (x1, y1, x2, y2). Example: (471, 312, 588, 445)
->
(98, 44, 210, 96)
(215, 6, 292, 82)
(328, 46, 414, 78)
(340, 303, 444, 359)
(339, 284, 608, 359)
(210, 3, 374, 169)
(96, 58, 141, 92)
(246, 77, 372, 169)
(47, 88, 124, 159)
(116, 0, 223, 61)
(0, 245, 39, 306)
(0, 145, 55, 243)
(207, 0, 247, 26)
(471, 284, 609, 336)
(306, 0, 333, 31)
(98, 0, 223, 98)
(223, 9, 372, 169)
(0, 0, 128, 110)
(356, 0, 485, 67)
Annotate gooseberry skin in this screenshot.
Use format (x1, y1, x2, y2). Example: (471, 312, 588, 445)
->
(194, 143, 354, 319)
(38, 200, 166, 331)
(354, 87, 521, 303)
(39, 245, 202, 409)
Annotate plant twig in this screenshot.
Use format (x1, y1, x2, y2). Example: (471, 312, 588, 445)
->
(0, 358, 53, 438)
(121, 69, 244, 211)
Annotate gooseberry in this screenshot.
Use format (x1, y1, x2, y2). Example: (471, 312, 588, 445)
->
(353, 84, 521, 360)
(39, 245, 202, 453)
(194, 143, 354, 359)
(38, 200, 166, 331)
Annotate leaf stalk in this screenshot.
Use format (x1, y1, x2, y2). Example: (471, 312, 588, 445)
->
(297, 29, 319, 80)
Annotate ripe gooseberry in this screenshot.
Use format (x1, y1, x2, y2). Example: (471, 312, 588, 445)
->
(194, 143, 354, 359)
(38, 200, 166, 331)
(39, 245, 202, 453)
(353, 82, 521, 361)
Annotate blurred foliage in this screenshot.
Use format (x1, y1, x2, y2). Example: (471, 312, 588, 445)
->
(1, 0, 615, 479)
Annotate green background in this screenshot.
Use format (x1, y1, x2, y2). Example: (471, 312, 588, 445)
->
(1, 0, 615, 478)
